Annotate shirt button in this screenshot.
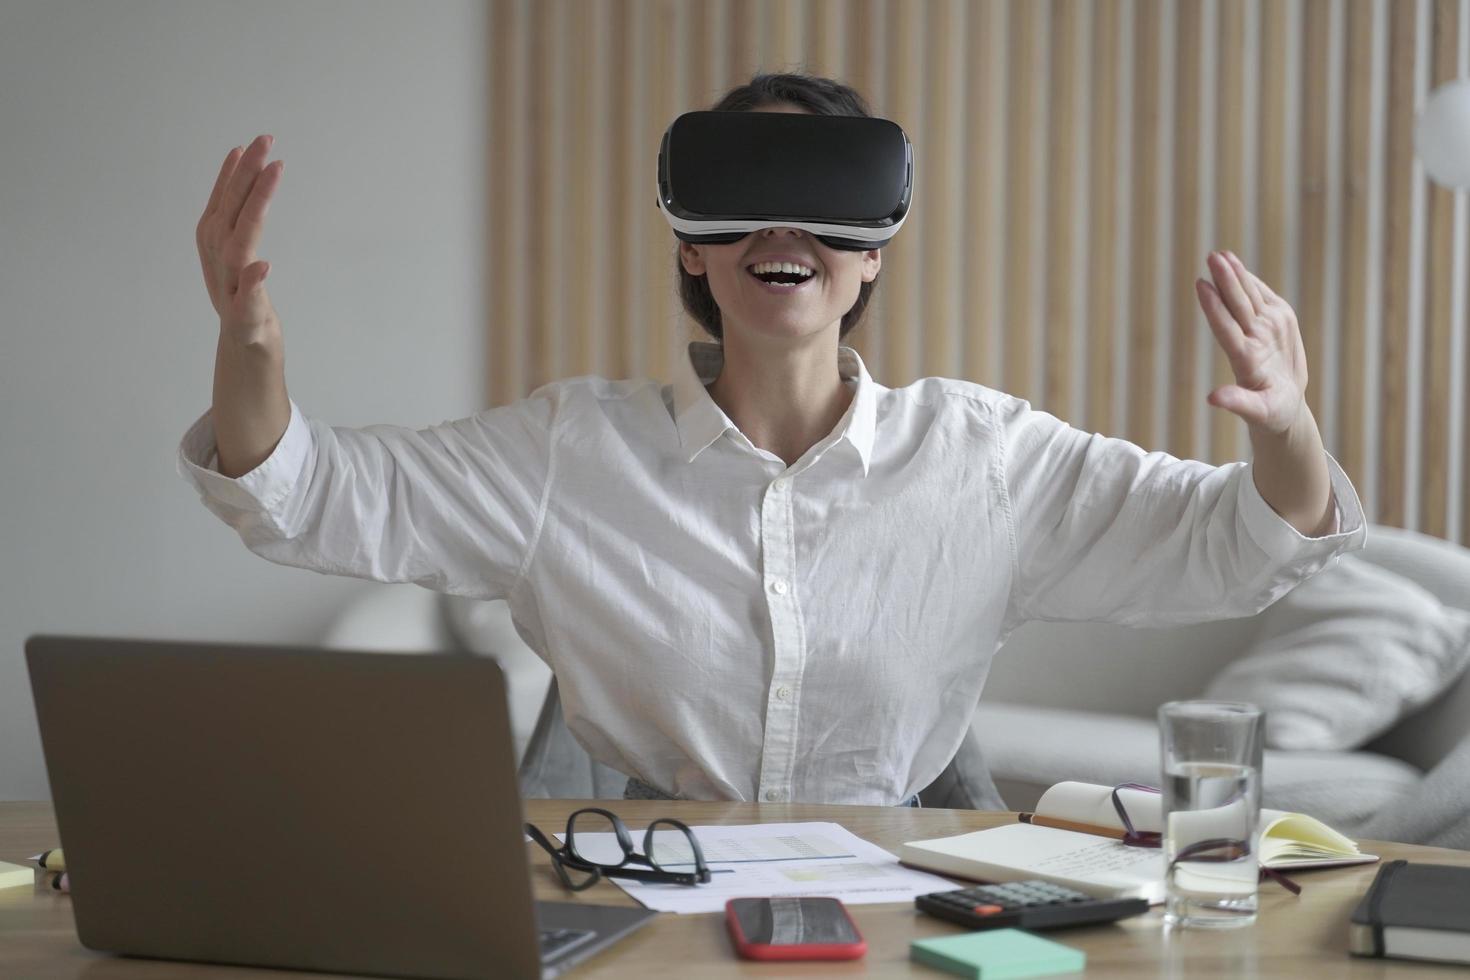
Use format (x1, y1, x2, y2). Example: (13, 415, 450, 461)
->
(770, 579, 788, 595)
(773, 477, 788, 490)
(765, 789, 784, 802)
(775, 685, 791, 701)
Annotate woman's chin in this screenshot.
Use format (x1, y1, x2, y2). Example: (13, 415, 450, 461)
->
(725, 311, 838, 344)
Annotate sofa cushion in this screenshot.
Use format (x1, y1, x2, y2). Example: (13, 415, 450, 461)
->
(441, 595, 553, 762)
(974, 702, 1422, 833)
(1203, 558, 1470, 751)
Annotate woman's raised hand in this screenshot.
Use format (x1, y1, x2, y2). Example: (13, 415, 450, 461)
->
(1195, 251, 1311, 436)
(196, 135, 284, 345)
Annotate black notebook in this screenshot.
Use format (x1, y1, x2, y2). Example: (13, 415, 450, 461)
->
(1349, 860, 1470, 965)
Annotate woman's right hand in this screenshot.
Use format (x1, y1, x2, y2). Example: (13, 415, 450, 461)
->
(196, 134, 284, 345)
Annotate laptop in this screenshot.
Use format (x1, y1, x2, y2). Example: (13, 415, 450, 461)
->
(25, 635, 657, 979)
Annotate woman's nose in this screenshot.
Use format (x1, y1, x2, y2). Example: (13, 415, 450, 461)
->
(760, 226, 804, 238)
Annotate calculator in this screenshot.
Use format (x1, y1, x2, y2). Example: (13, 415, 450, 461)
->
(915, 879, 1150, 931)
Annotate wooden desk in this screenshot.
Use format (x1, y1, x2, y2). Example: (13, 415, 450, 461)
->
(3, 799, 1467, 978)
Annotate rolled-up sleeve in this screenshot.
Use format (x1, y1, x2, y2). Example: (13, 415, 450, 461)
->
(993, 396, 1366, 628)
(176, 390, 559, 600)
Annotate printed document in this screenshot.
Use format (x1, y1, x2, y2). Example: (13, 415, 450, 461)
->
(555, 821, 957, 914)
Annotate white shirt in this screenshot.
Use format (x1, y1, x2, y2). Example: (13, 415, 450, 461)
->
(179, 341, 1366, 806)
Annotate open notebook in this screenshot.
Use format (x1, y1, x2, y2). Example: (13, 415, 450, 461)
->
(899, 781, 1378, 904)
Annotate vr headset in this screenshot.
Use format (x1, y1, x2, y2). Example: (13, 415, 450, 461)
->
(656, 111, 913, 251)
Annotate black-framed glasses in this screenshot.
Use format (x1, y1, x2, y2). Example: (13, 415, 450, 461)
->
(525, 807, 714, 891)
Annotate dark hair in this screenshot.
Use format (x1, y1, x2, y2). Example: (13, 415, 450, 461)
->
(676, 73, 880, 342)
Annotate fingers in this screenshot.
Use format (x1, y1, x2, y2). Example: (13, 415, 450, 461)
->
(234, 159, 283, 260)
(219, 134, 275, 231)
(1196, 278, 1248, 364)
(238, 259, 271, 296)
(196, 136, 280, 314)
(202, 145, 243, 223)
(230, 259, 275, 327)
(1251, 270, 1282, 305)
(197, 146, 243, 300)
(1206, 251, 1258, 330)
(1222, 251, 1266, 312)
(1207, 383, 1269, 428)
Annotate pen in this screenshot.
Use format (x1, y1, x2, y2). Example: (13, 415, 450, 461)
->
(1017, 813, 1125, 840)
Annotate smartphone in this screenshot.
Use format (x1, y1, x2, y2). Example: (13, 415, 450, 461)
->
(725, 896, 867, 961)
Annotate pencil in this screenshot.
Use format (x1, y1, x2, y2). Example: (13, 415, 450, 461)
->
(1017, 812, 1125, 840)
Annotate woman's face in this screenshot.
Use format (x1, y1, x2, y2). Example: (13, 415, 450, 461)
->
(677, 103, 882, 346)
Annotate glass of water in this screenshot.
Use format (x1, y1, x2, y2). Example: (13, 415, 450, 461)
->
(1159, 700, 1264, 929)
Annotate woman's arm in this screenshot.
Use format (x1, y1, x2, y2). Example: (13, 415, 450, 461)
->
(196, 134, 290, 478)
(1248, 407, 1336, 538)
(178, 394, 559, 601)
(184, 135, 557, 600)
(997, 401, 1363, 629)
(998, 249, 1364, 628)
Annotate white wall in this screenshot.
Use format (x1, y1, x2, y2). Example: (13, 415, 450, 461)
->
(0, 0, 488, 799)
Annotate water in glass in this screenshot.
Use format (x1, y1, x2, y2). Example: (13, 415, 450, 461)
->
(1163, 761, 1260, 928)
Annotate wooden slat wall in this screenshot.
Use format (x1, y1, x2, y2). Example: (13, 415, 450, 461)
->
(1424, 0, 1460, 539)
(1170, 0, 1203, 459)
(1129, 0, 1167, 449)
(486, 0, 1470, 546)
(1381, 0, 1417, 530)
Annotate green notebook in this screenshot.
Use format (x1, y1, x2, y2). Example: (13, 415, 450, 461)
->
(911, 928, 1085, 980)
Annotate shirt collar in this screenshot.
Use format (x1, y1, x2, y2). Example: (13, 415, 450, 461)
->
(673, 341, 876, 475)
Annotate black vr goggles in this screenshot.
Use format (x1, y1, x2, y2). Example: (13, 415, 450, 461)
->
(656, 111, 914, 251)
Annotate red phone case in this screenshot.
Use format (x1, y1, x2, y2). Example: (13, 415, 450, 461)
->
(725, 898, 867, 961)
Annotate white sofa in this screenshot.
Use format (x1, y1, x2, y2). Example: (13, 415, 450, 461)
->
(972, 524, 1470, 848)
(323, 524, 1470, 847)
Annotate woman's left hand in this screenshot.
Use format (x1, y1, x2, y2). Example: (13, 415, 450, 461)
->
(1195, 250, 1309, 436)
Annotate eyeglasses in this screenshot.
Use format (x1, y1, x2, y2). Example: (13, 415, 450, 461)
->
(1111, 782, 1301, 896)
(525, 807, 714, 892)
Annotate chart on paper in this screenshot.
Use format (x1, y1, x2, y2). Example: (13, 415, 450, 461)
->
(556, 821, 957, 915)
(649, 830, 856, 866)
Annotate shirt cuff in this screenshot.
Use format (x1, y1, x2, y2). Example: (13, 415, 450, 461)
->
(176, 401, 313, 515)
(1236, 451, 1366, 565)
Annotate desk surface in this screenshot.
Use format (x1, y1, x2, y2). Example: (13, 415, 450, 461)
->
(3, 799, 1468, 978)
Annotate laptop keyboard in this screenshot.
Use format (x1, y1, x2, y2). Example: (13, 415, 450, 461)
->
(540, 927, 596, 962)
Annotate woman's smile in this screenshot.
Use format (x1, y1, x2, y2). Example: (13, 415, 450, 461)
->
(744, 253, 820, 296)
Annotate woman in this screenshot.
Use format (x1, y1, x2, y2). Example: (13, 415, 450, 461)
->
(183, 73, 1363, 807)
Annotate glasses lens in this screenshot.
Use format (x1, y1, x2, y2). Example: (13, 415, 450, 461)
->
(646, 821, 699, 873)
(567, 811, 627, 867)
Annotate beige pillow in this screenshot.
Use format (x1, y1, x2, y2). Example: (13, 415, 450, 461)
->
(1204, 558, 1470, 751)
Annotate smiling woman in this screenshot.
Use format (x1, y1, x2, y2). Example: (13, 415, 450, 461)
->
(182, 69, 1367, 810)
(674, 75, 883, 344)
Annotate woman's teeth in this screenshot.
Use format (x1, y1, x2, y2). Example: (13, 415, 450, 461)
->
(750, 261, 815, 277)
(748, 260, 817, 288)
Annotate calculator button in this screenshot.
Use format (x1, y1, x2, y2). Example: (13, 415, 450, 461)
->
(971, 904, 1005, 916)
